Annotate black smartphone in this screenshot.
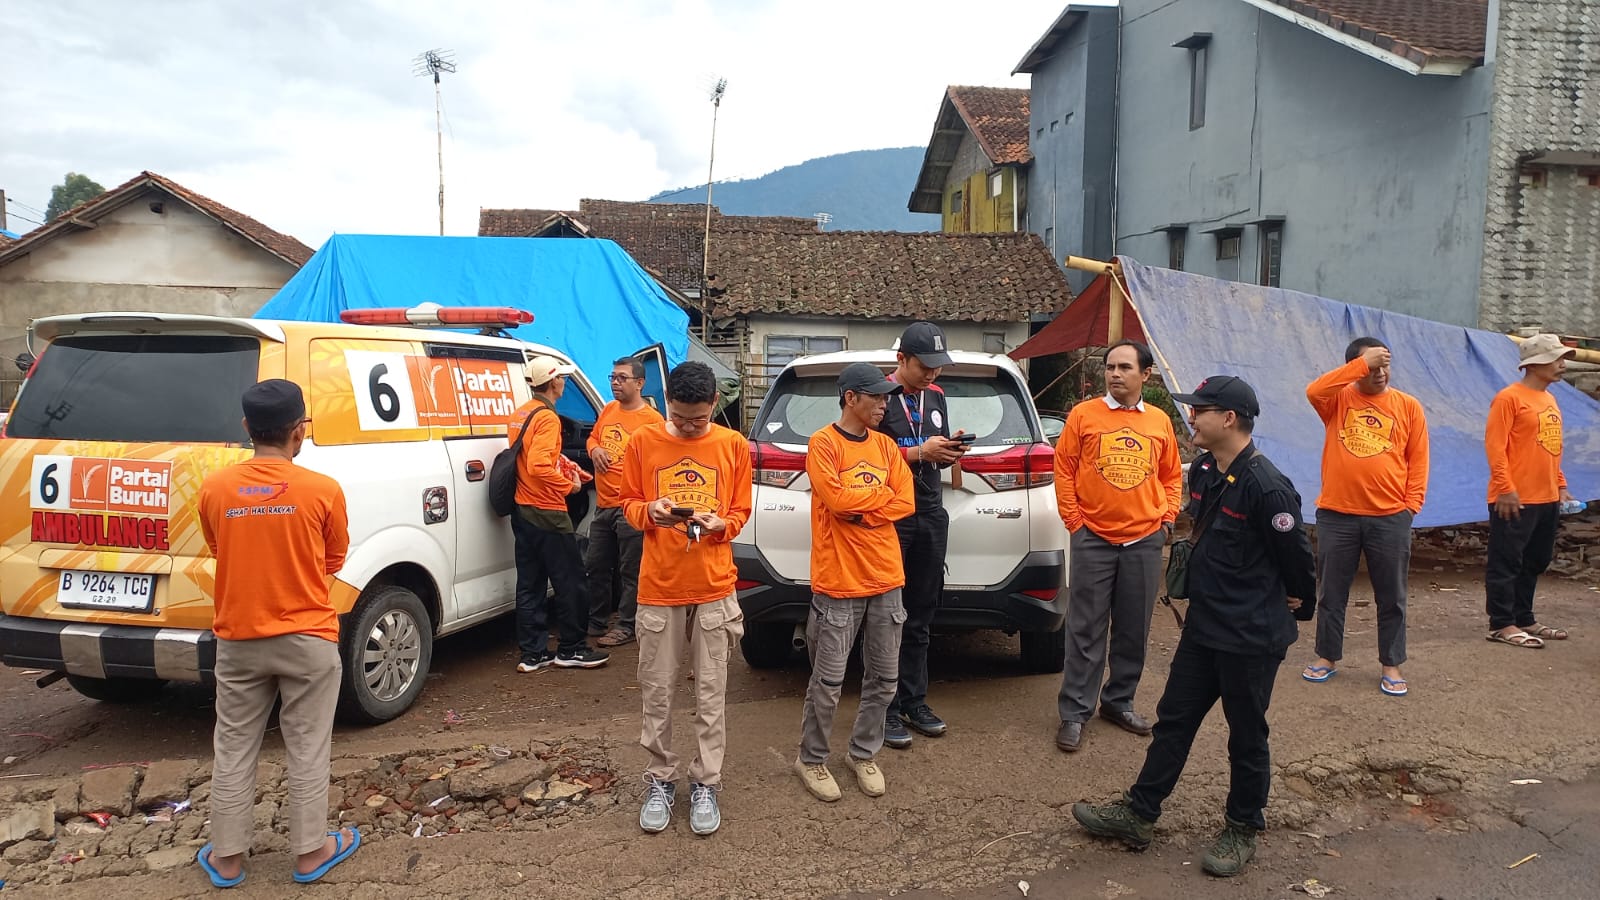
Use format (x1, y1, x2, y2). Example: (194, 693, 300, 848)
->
(954, 433, 978, 444)
(670, 507, 696, 518)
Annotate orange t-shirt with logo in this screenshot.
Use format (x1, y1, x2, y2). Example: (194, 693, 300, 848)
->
(198, 457, 349, 643)
(620, 423, 753, 606)
(1485, 383, 1567, 504)
(586, 401, 664, 508)
(1053, 397, 1184, 544)
(508, 398, 569, 512)
(1306, 357, 1430, 516)
(807, 424, 916, 598)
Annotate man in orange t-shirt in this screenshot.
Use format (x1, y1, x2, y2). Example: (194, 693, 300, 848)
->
(584, 356, 663, 647)
(195, 380, 358, 886)
(1301, 338, 1429, 697)
(794, 362, 915, 804)
(507, 355, 608, 673)
(1484, 333, 1577, 648)
(1053, 341, 1183, 755)
(620, 361, 752, 837)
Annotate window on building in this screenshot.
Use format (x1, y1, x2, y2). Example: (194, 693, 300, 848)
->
(1044, 226, 1055, 252)
(1168, 229, 1187, 271)
(982, 332, 1008, 355)
(1037, 127, 1045, 139)
(951, 190, 964, 214)
(1174, 34, 1212, 131)
(1518, 168, 1547, 189)
(1214, 228, 1242, 261)
(1049, 119, 1059, 133)
(765, 335, 845, 368)
(1258, 223, 1283, 287)
(989, 171, 1004, 198)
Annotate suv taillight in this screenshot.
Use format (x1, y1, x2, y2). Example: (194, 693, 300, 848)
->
(961, 443, 1055, 491)
(750, 440, 806, 489)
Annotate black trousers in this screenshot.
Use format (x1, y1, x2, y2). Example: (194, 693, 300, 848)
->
(1484, 502, 1560, 632)
(1128, 634, 1281, 831)
(512, 512, 589, 659)
(890, 506, 948, 715)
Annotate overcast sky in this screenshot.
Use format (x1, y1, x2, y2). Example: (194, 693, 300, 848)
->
(0, 1, 1113, 248)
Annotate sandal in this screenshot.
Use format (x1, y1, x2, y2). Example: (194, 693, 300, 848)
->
(1380, 675, 1408, 697)
(292, 828, 361, 884)
(1527, 624, 1568, 640)
(596, 627, 635, 647)
(1486, 630, 1546, 649)
(1301, 664, 1337, 683)
(196, 844, 246, 888)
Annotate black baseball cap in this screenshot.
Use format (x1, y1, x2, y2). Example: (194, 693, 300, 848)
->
(1171, 375, 1260, 418)
(898, 321, 954, 368)
(242, 379, 307, 431)
(838, 362, 902, 396)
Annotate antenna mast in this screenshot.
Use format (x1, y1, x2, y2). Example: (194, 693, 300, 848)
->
(414, 49, 457, 236)
(701, 78, 727, 340)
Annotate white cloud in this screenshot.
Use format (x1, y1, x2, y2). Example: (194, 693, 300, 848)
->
(1, 0, 1108, 247)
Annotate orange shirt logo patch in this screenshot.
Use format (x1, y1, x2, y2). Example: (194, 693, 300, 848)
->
(657, 457, 720, 512)
(1339, 407, 1396, 459)
(1094, 428, 1156, 491)
(599, 423, 631, 457)
(1537, 407, 1563, 456)
(843, 461, 889, 491)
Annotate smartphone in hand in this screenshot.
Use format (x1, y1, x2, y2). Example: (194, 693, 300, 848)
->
(670, 507, 696, 518)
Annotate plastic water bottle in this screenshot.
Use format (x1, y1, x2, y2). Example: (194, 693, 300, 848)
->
(1559, 499, 1587, 515)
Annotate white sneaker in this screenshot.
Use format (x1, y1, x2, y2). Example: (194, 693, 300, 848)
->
(639, 776, 675, 833)
(795, 758, 841, 802)
(850, 756, 886, 797)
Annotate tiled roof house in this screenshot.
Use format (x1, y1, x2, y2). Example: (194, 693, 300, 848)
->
(908, 86, 1032, 234)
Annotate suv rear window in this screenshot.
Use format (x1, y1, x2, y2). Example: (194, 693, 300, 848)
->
(758, 371, 1039, 447)
(7, 335, 261, 443)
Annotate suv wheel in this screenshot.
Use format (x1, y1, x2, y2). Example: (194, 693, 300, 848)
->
(338, 585, 433, 724)
(739, 621, 795, 669)
(1019, 626, 1066, 674)
(65, 675, 167, 703)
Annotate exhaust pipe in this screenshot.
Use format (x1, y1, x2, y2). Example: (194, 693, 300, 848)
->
(791, 624, 807, 652)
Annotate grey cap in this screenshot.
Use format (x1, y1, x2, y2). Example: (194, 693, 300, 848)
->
(838, 362, 901, 396)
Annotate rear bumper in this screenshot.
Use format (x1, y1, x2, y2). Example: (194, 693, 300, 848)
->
(0, 613, 214, 683)
(734, 544, 1066, 634)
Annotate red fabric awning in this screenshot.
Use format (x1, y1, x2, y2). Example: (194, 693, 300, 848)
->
(1008, 274, 1147, 360)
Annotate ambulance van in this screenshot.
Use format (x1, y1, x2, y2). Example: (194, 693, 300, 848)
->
(0, 306, 608, 723)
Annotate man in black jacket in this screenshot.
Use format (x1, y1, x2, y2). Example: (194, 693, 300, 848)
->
(1072, 375, 1316, 878)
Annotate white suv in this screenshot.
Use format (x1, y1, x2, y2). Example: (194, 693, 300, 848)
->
(734, 350, 1067, 672)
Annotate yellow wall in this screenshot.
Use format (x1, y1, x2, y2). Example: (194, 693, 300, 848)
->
(942, 167, 1021, 234)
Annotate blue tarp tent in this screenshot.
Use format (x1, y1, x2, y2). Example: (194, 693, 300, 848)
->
(1118, 260, 1600, 527)
(1015, 259, 1600, 528)
(256, 235, 691, 392)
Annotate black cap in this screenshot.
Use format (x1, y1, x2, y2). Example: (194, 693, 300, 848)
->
(1171, 375, 1260, 418)
(837, 362, 902, 396)
(242, 379, 306, 432)
(898, 321, 954, 368)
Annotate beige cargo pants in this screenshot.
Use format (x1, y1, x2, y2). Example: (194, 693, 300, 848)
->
(636, 594, 745, 786)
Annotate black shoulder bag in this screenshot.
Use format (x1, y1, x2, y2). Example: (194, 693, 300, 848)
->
(489, 406, 546, 518)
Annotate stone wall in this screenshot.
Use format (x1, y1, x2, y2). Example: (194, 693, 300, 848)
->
(1479, 0, 1600, 335)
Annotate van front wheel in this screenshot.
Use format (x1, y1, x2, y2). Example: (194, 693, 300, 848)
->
(338, 585, 433, 724)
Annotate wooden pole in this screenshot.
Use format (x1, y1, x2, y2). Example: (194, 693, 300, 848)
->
(1507, 334, 1600, 365)
(1063, 256, 1125, 344)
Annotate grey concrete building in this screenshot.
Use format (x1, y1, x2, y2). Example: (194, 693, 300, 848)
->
(1021, 0, 1600, 334)
(1014, 5, 1120, 293)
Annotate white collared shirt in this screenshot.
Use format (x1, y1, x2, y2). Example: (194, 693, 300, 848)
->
(1102, 393, 1146, 413)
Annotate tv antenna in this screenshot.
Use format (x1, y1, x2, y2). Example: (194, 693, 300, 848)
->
(813, 212, 832, 230)
(700, 77, 728, 336)
(413, 49, 457, 236)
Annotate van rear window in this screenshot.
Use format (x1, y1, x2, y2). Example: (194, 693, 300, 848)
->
(7, 335, 261, 443)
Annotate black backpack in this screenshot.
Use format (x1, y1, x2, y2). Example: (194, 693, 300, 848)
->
(489, 406, 545, 517)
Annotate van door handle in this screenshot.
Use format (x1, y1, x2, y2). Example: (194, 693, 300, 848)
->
(465, 460, 486, 482)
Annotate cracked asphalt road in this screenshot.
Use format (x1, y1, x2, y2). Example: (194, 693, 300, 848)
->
(3, 557, 1597, 899)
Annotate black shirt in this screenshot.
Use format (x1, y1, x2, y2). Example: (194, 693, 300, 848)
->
(875, 382, 952, 515)
(1182, 441, 1317, 657)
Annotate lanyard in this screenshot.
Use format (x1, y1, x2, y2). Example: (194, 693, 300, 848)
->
(888, 371, 925, 443)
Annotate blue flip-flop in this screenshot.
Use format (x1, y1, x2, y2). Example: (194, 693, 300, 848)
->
(1301, 665, 1337, 683)
(196, 843, 246, 888)
(1380, 675, 1409, 697)
(293, 828, 361, 884)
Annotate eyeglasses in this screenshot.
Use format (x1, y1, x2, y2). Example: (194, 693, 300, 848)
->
(1189, 406, 1223, 416)
(669, 413, 711, 426)
(609, 374, 642, 383)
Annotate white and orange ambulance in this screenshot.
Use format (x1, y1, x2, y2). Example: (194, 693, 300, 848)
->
(0, 306, 611, 723)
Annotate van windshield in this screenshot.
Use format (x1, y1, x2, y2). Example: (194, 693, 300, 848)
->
(7, 334, 261, 443)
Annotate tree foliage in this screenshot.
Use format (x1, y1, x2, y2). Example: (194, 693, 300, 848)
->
(45, 172, 106, 222)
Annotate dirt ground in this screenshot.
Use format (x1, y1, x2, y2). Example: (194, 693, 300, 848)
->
(1, 545, 1597, 899)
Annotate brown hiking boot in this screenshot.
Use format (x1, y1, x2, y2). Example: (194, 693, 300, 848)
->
(1071, 793, 1154, 850)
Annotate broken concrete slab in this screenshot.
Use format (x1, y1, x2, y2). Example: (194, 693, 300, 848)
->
(0, 803, 57, 849)
(448, 758, 557, 800)
(79, 766, 140, 816)
(144, 845, 197, 872)
(137, 758, 199, 809)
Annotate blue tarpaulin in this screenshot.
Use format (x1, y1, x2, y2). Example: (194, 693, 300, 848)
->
(1118, 259, 1600, 527)
(256, 235, 690, 391)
